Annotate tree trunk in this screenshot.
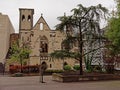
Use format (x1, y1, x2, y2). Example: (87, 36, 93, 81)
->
(20, 57, 23, 73)
(79, 21, 83, 75)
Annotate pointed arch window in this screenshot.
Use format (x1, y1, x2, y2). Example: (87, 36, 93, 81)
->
(40, 23, 43, 30)
(28, 15, 31, 21)
(22, 15, 25, 21)
(50, 64, 52, 68)
(40, 41, 48, 53)
(40, 36, 48, 53)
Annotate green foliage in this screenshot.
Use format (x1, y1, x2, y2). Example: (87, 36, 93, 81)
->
(50, 50, 70, 59)
(105, 0, 120, 56)
(13, 73, 23, 77)
(9, 41, 31, 64)
(45, 70, 63, 73)
(115, 0, 120, 16)
(62, 35, 76, 51)
(53, 4, 108, 75)
(85, 69, 92, 73)
(73, 65, 80, 70)
(63, 65, 72, 71)
(106, 18, 120, 46)
(84, 53, 93, 72)
(93, 65, 102, 72)
(50, 50, 80, 60)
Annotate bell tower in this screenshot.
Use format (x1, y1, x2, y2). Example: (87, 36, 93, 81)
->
(19, 8, 34, 31)
(19, 8, 34, 44)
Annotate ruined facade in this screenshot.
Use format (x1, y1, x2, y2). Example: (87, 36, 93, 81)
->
(9, 33, 19, 47)
(19, 8, 77, 70)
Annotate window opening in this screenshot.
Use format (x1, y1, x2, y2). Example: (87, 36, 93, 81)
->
(40, 41, 48, 53)
(22, 37, 24, 41)
(22, 15, 25, 21)
(28, 15, 31, 21)
(50, 64, 52, 68)
(40, 23, 43, 30)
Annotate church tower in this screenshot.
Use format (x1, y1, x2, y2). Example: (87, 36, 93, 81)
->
(19, 8, 34, 31)
(19, 8, 34, 43)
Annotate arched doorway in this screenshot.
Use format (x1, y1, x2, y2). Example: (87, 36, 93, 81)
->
(42, 62, 47, 65)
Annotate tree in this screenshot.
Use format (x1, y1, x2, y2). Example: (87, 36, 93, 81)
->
(51, 4, 108, 75)
(9, 41, 31, 73)
(105, 0, 120, 72)
(105, 0, 120, 56)
(105, 18, 120, 53)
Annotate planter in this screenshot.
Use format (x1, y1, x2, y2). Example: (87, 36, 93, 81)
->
(52, 72, 120, 82)
(52, 73, 79, 82)
(79, 73, 120, 81)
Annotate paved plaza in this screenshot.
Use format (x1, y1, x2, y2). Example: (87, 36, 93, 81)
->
(0, 75, 120, 90)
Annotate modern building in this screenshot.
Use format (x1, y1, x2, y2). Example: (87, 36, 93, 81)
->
(0, 13, 15, 73)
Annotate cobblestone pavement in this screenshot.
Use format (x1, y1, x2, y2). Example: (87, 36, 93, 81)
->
(0, 75, 120, 90)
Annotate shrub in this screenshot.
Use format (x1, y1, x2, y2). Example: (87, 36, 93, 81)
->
(73, 65, 80, 70)
(105, 65, 114, 74)
(9, 65, 39, 74)
(63, 65, 72, 71)
(93, 65, 102, 72)
(13, 73, 23, 77)
(85, 69, 92, 73)
(45, 70, 63, 73)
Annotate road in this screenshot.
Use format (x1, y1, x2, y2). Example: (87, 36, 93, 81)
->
(0, 75, 120, 90)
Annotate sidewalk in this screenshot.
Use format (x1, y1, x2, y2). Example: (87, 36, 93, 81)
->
(0, 75, 120, 90)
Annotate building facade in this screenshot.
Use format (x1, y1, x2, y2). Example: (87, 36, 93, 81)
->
(19, 8, 77, 70)
(0, 13, 15, 73)
(9, 33, 19, 47)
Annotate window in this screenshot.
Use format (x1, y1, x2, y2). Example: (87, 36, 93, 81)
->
(40, 36, 48, 53)
(27, 37, 29, 41)
(50, 33, 56, 37)
(28, 15, 31, 21)
(64, 62, 68, 66)
(40, 41, 48, 53)
(40, 23, 43, 30)
(50, 64, 52, 68)
(22, 37, 24, 41)
(22, 15, 25, 21)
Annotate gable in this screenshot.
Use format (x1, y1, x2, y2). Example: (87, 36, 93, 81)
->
(33, 15, 51, 31)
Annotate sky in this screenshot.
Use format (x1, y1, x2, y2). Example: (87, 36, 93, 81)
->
(0, 0, 116, 33)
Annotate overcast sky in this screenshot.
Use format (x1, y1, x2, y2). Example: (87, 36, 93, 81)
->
(0, 0, 116, 33)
